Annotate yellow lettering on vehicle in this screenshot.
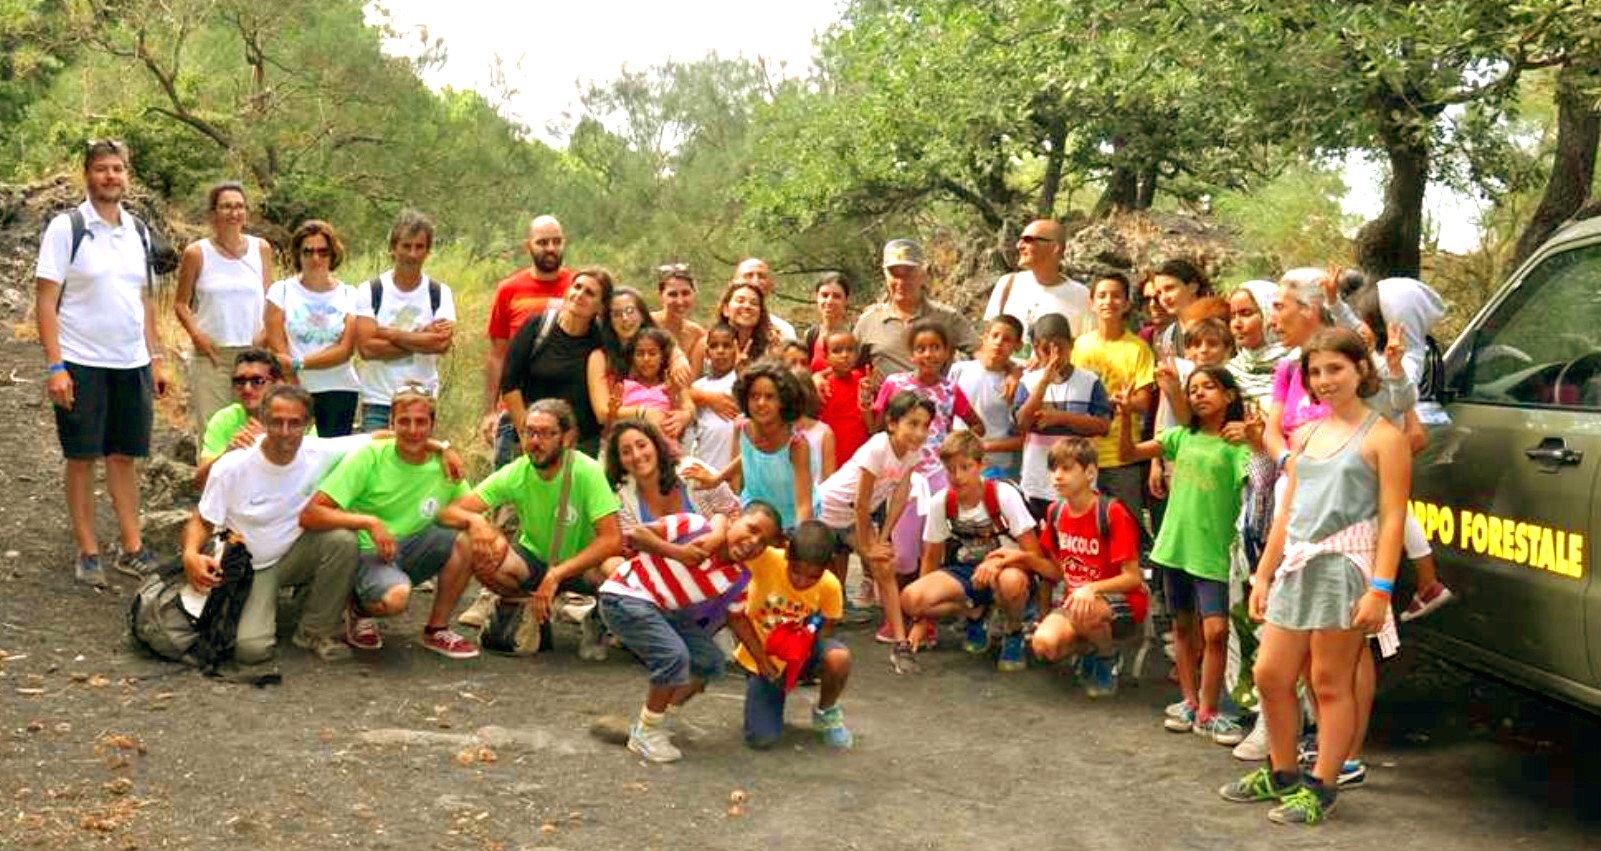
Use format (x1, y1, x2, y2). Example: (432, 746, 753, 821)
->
(1408, 500, 1585, 579)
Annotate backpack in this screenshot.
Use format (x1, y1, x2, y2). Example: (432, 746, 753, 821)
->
(62, 207, 182, 289)
(1044, 493, 1118, 554)
(368, 276, 443, 316)
(943, 479, 1026, 565)
(127, 539, 254, 672)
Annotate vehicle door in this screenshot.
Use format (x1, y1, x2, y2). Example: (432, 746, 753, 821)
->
(1415, 239, 1601, 687)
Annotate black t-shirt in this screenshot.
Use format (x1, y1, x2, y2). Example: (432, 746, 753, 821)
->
(502, 317, 603, 444)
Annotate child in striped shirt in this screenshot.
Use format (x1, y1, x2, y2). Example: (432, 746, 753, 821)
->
(598, 504, 784, 763)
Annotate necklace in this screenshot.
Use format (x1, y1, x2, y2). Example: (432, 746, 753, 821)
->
(213, 235, 249, 260)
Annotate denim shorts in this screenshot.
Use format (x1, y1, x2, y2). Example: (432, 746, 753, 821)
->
(353, 525, 457, 606)
(1160, 566, 1228, 619)
(938, 562, 1036, 608)
(598, 593, 725, 687)
(744, 637, 846, 748)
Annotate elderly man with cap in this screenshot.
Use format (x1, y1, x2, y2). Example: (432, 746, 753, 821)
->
(853, 239, 977, 376)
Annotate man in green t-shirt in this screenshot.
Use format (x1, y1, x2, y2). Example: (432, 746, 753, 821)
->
(437, 399, 622, 657)
(301, 388, 478, 659)
(194, 348, 283, 490)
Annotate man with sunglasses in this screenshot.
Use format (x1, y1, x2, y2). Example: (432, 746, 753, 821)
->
(35, 139, 174, 587)
(983, 219, 1090, 356)
(194, 347, 297, 490)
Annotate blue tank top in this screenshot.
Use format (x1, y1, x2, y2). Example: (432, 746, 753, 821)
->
(738, 423, 812, 528)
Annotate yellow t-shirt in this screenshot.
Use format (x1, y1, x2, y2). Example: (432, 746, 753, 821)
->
(733, 546, 844, 675)
(1071, 329, 1155, 469)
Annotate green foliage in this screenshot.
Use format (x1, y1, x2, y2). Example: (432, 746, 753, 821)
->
(1211, 162, 1357, 280)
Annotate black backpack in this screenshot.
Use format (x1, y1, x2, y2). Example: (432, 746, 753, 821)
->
(61, 207, 182, 287)
(128, 539, 255, 674)
(369, 276, 443, 316)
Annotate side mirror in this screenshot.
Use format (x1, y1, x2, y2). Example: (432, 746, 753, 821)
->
(1434, 329, 1477, 403)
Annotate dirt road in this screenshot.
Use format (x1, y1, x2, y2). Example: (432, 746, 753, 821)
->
(1, 333, 1598, 850)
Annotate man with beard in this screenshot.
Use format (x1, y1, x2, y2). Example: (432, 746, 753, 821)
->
(180, 385, 366, 670)
(35, 139, 174, 587)
(482, 214, 571, 467)
(439, 399, 622, 659)
(354, 210, 457, 432)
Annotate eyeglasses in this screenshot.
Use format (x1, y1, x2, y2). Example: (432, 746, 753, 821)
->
(611, 306, 640, 319)
(1018, 234, 1055, 245)
(526, 428, 563, 440)
(231, 375, 270, 388)
(300, 246, 332, 257)
(215, 202, 248, 213)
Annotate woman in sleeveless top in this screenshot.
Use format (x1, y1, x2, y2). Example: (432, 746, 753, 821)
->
(604, 418, 739, 536)
(174, 181, 274, 430)
(1223, 328, 1410, 825)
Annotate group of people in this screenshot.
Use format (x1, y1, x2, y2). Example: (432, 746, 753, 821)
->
(35, 140, 1456, 827)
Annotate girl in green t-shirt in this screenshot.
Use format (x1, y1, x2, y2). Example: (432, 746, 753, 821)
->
(1118, 365, 1260, 745)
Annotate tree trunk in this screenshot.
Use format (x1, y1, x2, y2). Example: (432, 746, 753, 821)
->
(1134, 163, 1159, 210)
(1038, 114, 1067, 218)
(1354, 102, 1430, 279)
(1512, 63, 1601, 268)
(1093, 136, 1137, 217)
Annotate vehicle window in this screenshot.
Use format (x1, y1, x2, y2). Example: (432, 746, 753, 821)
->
(1467, 243, 1601, 407)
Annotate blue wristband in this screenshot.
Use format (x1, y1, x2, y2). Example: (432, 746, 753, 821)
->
(46, 362, 67, 375)
(1370, 577, 1395, 595)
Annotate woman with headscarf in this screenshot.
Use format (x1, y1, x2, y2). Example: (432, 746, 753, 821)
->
(1227, 280, 1290, 404)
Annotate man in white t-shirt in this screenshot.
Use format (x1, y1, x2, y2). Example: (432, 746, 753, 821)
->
(181, 385, 365, 670)
(35, 140, 175, 588)
(354, 209, 457, 431)
(983, 219, 1091, 353)
(735, 257, 797, 341)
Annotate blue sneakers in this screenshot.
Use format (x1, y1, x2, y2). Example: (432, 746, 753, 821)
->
(813, 704, 854, 749)
(996, 632, 1026, 672)
(962, 617, 990, 654)
(1083, 653, 1120, 698)
(75, 553, 108, 589)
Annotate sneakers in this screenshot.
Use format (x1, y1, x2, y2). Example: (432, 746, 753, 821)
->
(1219, 766, 1296, 804)
(110, 544, 158, 578)
(578, 607, 608, 661)
(1164, 698, 1196, 720)
(1233, 716, 1270, 761)
(962, 617, 990, 654)
(1399, 582, 1454, 622)
(1337, 759, 1367, 787)
(1083, 654, 1119, 698)
(996, 632, 1026, 673)
(421, 628, 480, 659)
(813, 704, 854, 749)
(914, 619, 938, 650)
(1268, 785, 1331, 825)
(1164, 702, 1197, 732)
(889, 641, 920, 675)
(292, 627, 353, 662)
(345, 610, 383, 650)
(75, 553, 109, 588)
(627, 721, 682, 763)
(1196, 714, 1247, 746)
(457, 588, 497, 628)
(874, 620, 898, 644)
(1297, 732, 1319, 768)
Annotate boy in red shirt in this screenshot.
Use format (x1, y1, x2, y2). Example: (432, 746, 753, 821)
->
(814, 330, 871, 467)
(983, 436, 1146, 696)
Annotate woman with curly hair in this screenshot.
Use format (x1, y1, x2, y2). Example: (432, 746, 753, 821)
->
(716, 281, 783, 366)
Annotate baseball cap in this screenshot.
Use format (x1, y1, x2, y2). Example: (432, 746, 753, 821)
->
(882, 239, 926, 269)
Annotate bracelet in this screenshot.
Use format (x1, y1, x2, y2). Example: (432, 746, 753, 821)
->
(150, 352, 166, 361)
(1369, 577, 1395, 596)
(291, 357, 304, 372)
(1276, 450, 1290, 467)
(46, 362, 67, 375)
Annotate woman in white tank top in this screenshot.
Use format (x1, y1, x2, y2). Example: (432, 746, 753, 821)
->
(174, 181, 273, 431)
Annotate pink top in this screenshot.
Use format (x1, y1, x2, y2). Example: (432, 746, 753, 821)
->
(872, 371, 974, 474)
(1271, 359, 1330, 439)
(623, 379, 679, 450)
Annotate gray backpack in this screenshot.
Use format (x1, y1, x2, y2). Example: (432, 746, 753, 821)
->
(127, 558, 201, 665)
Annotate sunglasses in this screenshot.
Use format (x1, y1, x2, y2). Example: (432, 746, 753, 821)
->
(1018, 234, 1055, 245)
(300, 246, 332, 257)
(656, 263, 692, 278)
(231, 375, 270, 387)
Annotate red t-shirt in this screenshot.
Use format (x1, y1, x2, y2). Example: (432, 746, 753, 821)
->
(818, 369, 870, 467)
(486, 267, 575, 341)
(1040, 497, 1149, 623)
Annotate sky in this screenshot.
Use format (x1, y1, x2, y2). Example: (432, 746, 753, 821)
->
(368, 0, 1483, 253)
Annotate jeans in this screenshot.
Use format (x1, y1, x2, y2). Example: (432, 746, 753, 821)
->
(598, 593, 724, 687)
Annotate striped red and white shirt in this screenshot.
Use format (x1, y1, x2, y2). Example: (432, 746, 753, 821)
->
(600, 513, 749, 613)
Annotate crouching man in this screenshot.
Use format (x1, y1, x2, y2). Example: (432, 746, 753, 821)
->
(299, 385, 481, 658)
(180, 385, 365, 673)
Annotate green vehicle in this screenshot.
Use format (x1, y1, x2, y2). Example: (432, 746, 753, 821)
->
(1414, 216, 1601, 712)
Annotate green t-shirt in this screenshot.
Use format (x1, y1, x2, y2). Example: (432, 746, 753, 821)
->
(1149, 426, 1250, 582)
(474, 450, 620, 564)
(316, 439, 471, 550)
(201, 402, 316, 461)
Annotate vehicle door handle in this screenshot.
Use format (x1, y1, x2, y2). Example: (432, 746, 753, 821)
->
(1524, 438, 1583, 467)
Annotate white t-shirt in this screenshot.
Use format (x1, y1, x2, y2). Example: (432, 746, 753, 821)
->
(197, 434, 370, 569)
(34, 202, 150, 369)
(923, 481, 1036, 565)
(818, 432, 921, 528)
(353, 271, 458, 405)
(193, 236, 266, 347)
(983, 270, 1092, 343)
(1019, 367, 1110, 501)
(770, 313, 798, 342)
(1153, 357, 1198, 434)
(266, 277, 362, 393)
(688, 371, 738, 471)
(949, 359, 1028, 475)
